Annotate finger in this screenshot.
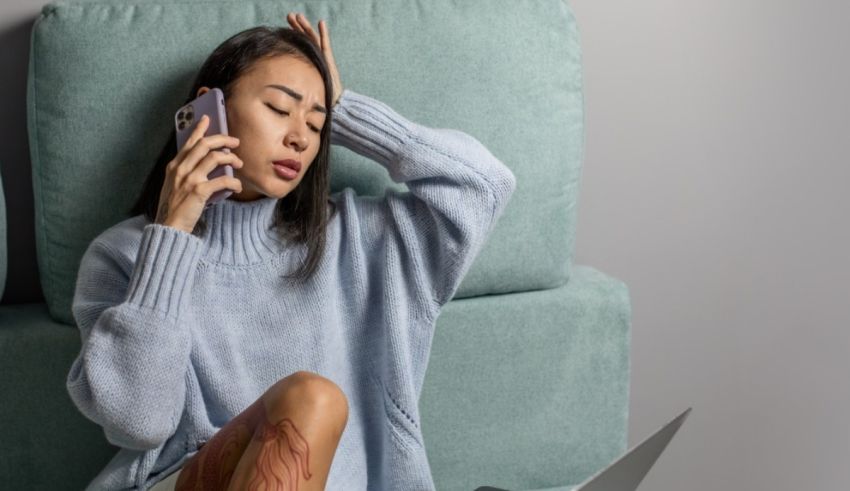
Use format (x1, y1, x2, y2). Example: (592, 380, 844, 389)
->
(193, 133, 240, 154)
(172, 116, 209, 169)
(286, 12, 299, 29)
(197, 175, 243, 197)
(180, 114, 210, 156)
(288, 12, 316, 46)
(319, 20, 332, 50)
(287, 13, 308, 41)
(296, 13, 313, 31)
(296, 13, 319, 44)
(190, 149, 244, 184)
(178, 134, 240, 177)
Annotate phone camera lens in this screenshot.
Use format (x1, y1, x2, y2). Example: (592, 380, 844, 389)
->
(177, 110, 185, 119)
(186, 111, 193, 120)
(178, 121, 186, 130)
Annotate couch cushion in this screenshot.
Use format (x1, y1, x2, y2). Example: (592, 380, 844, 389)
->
(0, 302, 117, 489)
(28, 0, 586, 325)
(422, 265, 630, 491)
(0, 265, 627, 490)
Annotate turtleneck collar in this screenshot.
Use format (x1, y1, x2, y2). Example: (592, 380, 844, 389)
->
(197, 195, 286, 265)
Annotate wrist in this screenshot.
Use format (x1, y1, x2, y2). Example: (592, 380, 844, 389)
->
(162, 220, 192, 235)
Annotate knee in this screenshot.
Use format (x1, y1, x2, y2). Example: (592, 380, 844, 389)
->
(267, 371, 349, 432)
(285, 371, 349, 411)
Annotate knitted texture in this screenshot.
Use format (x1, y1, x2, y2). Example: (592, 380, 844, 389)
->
(67, 88, 516, 490)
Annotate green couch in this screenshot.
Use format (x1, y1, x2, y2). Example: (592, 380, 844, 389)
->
(0, 0, 632, 489)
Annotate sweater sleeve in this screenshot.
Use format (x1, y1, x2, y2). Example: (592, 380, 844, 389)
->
(330, 88, 517, 315)
(66, 222, 203, 451)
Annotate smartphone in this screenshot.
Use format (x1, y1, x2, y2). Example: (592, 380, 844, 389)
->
(174, 87, 233, 206)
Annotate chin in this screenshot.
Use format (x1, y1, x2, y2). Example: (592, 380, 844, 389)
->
(272, 183, 300, 199)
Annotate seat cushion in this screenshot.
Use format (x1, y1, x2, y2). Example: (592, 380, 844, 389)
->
(0, 265, 629, 490)
(28, 0, 586, 325)
(0, 302, 118, 489)
(423, 265, 630, 491)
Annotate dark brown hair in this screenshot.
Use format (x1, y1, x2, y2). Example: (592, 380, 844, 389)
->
(130, 26, 337, 284)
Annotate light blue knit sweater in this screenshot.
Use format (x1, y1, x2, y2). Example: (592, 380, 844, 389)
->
(67, 87, 516, 490)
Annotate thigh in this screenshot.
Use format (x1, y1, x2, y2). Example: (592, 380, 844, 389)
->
(174, 397, 265, 491)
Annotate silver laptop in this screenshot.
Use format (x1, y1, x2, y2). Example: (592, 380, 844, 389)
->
(475, 407, 691, 491)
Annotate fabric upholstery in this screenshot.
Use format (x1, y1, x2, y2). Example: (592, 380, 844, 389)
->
(27, 0, 585, 325)
(6, 1, 631, 489)
(0, 265, 628, 491)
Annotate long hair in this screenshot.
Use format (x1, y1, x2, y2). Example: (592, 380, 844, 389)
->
(130, 26, 337, 284)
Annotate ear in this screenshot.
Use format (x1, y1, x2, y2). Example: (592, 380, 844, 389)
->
(196, 86, 210, 98)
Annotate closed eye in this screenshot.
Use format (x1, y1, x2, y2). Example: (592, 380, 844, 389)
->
(266, 103, 321, 133)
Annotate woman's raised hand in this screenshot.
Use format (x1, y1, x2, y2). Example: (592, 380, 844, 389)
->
(155, 114, 244, 234)
(286, 12, 344, 109)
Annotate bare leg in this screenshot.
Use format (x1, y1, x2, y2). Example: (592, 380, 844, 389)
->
(227, 373, 349, 491)
(175, 371, 349, 491)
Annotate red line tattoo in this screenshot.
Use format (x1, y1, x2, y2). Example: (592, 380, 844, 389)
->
(175, 400, 261, 491)
(248, 402, 312, 490)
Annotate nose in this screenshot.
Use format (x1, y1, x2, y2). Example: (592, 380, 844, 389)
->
(284, 131, 308, 152)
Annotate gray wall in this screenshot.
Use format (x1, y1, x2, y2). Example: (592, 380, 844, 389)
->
(569, 1, 850, 490)
(2, 1, 848, 490)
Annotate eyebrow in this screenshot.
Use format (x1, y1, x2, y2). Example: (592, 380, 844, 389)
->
(264, 84, 327, 114)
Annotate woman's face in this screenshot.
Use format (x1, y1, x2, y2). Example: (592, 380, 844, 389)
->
(196, 54, 327, 202)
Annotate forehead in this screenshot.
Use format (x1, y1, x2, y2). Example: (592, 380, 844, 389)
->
(242, 55, 324, 99)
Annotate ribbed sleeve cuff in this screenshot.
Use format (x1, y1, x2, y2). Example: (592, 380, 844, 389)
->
(125, 223, 204, 318)
(330, 88, 416, 167)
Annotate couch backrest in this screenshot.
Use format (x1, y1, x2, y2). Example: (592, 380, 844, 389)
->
(28, 0, 586, 325)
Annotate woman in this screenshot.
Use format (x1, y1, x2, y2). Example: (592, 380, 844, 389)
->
(67, 12, 516, 491)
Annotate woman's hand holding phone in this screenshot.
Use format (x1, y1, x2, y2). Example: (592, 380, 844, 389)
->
(155, 114, 244, 234)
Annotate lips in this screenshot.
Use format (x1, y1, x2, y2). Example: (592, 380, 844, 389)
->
(273, 159, 302, 172)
